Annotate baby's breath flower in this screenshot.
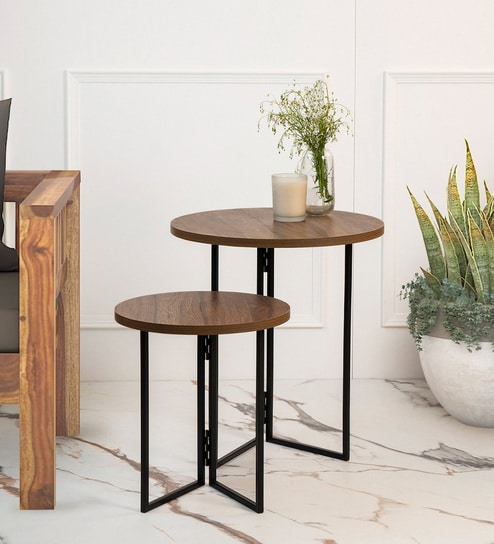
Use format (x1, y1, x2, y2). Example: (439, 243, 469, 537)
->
(259, 79, 351, 200)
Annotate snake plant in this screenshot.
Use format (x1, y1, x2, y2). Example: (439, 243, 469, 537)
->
(408, 140, 494, 303)
(402, 141, 494, 350)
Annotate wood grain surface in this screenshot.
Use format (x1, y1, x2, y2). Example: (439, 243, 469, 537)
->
(115, 291, 290, 335)
(171, 208, 384, 248)
(2, 170, 81, 509)
(0, 353, 20, 403)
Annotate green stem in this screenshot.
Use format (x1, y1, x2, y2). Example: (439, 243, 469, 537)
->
(312, 147, 332, 203)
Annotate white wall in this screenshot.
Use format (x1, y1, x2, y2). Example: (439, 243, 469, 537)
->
(2, 0, 494, 380)
(352, 0, 494, 378)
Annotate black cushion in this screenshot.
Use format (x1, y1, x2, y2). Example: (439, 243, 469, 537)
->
(0, 98, 18, 272)
(0, 271, 19, 352)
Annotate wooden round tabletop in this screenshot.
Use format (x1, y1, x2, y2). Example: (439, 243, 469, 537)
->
(114, 291, 290, 335)
(170, 208, 384, 248)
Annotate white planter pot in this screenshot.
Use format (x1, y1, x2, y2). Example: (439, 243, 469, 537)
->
(419, 335, 494, 427)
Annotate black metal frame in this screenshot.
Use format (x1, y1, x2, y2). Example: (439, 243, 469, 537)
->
(139, 241, 352, 514)
(140, 329, 265, 514)
(209, 329, 265, 513)
(211, 243, 352, 462)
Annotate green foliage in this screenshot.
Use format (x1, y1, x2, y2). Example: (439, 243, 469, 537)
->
(403, 141, 494, 350)
(407, 141, 494, 302)
(259, 78, 351, 202)
(401, 275, 494, 351)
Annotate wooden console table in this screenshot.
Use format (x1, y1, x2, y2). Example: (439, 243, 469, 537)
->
(171, 208, 384, 460)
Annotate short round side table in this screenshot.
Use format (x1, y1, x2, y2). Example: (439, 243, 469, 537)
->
(115, 290, 290, 513)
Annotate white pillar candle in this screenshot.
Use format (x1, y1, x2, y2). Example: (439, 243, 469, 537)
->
(272, 173, 307, 222)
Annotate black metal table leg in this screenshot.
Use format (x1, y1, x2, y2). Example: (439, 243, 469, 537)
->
(140, 332, 206, 513)
(257, 249, 275, 441)
(208, 335, 219, 486)
(197, 337, 207, 483)
(342, 244, 352, 460)
(255, 329, 265, 512)
(208, 330, 264, 513)
(261, 245, 353, 461)
(140, 331, 150, 513)
(211, 245, 219, 291)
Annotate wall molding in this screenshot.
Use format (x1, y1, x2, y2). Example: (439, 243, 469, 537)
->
(67, 70, 327, 330)
(65, 70, 325, 169)
(382, 71, 494, 327)
(81, 247, 324, 329)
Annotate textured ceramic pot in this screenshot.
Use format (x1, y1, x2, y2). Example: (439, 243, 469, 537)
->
(419, 335, 494, 427)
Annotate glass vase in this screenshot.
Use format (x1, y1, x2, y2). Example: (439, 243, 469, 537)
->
(299, 145, 335, 216)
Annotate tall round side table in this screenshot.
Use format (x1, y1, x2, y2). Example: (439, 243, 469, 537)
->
(171, 208, 384, 460)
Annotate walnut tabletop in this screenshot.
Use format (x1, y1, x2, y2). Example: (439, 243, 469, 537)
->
(170, 208, 384, 248)
(114, 291, 290, 335)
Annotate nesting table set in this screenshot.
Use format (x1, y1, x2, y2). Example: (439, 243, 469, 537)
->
(114, 207, 384, 513)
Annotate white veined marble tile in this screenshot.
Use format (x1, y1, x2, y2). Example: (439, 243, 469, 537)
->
(1, 379, 494, 544)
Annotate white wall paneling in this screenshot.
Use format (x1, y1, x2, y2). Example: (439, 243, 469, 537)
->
(382, 71, 494, 328)
(15, 1, 494, 380)
(6, 1, 494, 380)
(350, 1, 494, 378)
(66, 71, 328, 330)
(1, 1, 357, 381)
(66, 71, 349, 380)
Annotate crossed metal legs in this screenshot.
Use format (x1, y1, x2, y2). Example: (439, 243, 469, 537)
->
(140, 243, 352, 513)
(256, 245, 352, 461)
(140, 330, 265, 514)
(212, 243, 353, 462)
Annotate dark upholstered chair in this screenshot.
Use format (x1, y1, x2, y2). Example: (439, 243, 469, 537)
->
(0, 100, 18, 352)
(0, 99, 81, 509)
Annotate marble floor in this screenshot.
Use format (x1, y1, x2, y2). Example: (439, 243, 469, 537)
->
(1, 379, 494, 544)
